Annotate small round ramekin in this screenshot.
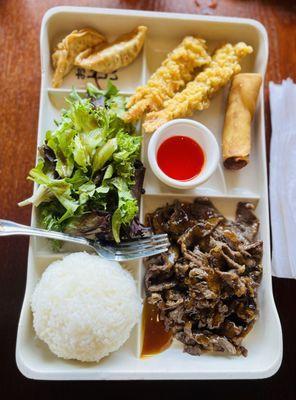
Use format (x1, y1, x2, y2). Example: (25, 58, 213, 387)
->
(147, 119, 220, 189)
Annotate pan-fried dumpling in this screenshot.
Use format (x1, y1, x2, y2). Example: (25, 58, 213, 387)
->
(52, 29, 106, 88)
(74, 26, 147, 73)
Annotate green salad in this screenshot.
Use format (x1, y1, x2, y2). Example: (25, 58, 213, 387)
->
(19, 82, 147, 245)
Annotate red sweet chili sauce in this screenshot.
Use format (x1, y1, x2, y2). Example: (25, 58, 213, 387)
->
(157, 136, 205, 181)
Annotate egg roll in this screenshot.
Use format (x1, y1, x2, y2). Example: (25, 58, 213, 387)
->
(222, 73, 262, 170)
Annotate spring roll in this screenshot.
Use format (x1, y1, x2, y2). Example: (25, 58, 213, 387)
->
(222, 73, 262, 170)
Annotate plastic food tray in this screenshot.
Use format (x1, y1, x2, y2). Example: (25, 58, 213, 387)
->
(16, 6, 282, 380)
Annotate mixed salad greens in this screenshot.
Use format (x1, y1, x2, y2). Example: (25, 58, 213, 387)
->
(19, 82, 147, 246)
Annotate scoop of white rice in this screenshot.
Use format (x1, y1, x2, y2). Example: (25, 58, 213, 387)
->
(31, 252, 141, 362)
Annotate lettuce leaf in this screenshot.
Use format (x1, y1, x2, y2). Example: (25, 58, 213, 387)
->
(113, 131, 141, 185)
(92, 138, 118, 175)
(45, 120, 75, 178)
(111, 177, 138, 243)
(66, 89, 97, 133)
(28, 160, 79, 222)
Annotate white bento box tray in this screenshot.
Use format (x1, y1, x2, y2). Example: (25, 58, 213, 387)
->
(16, 6, 282, 380)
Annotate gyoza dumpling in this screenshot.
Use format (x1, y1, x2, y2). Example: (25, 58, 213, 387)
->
(52, 29, 106, 88)
(74, 26, 147, 73)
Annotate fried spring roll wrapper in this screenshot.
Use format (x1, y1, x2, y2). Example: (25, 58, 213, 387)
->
(222, 73, 262, 170)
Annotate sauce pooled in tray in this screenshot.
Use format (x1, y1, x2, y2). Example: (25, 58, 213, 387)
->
(141, 299, 172, 357)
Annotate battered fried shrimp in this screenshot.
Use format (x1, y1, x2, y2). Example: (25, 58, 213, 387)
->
(124, 37, 211, 123)
(143, 42, 253, 133)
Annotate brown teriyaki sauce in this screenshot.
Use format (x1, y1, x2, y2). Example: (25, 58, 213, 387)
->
(141, 299, 172, 357)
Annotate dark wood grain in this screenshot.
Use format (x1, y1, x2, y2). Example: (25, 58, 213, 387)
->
(0, 0, 295, 398)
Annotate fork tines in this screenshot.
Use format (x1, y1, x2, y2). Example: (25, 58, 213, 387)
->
(113, 234, 169, 258)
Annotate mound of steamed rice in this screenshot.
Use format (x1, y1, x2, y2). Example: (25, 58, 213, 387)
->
(31, 252, 142, 362)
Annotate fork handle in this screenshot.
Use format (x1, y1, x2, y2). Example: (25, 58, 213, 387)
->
(0, 219, 89, 246)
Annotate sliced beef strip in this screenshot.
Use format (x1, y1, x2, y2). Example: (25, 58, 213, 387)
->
(181, 322, 247, 356)
(183, 344, 203, 356)
(145, 245, 179, 274)
(242, 241, 263, 263)
(147, 292, 162, 305)
(190, 198, 224, 221)
(188, 302, 229, 330)
(216, 269, 248, 297)
(213, 221, 250, 248)
(146, 201, 197, 237)
(144, 266, 174, 293)
(164, 306, 186, 328)
(185, 267, 221, 300)
(174, 259, 192, 279)
(232, 297, 258, 322)
(145, 246, 180, 292)
(145, 204, 174, 234)
(163, 290, 185, 309)
(236, 202, 260, 242)
(220, 320, 243, 339)
(178, 221, 222, 255)
(209, 242, 246, 273)
(165, 202, 198, 237)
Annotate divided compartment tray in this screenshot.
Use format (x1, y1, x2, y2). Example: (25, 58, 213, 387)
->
(16, 6, 282, 380)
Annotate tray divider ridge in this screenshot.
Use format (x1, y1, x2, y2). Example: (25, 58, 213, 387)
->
(217, 163, 228, 194)
(141, 39, 148, 85)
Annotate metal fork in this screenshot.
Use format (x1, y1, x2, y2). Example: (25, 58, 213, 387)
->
(0, 219, 169, 261)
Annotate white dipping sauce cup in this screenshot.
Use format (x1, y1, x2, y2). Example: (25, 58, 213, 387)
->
(148, 119, 220, 189)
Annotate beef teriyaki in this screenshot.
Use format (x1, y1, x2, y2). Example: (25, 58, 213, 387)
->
(144, 198, 263, 357)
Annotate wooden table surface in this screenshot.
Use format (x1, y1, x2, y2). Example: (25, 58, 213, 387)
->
(1, 0, 295, 398)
